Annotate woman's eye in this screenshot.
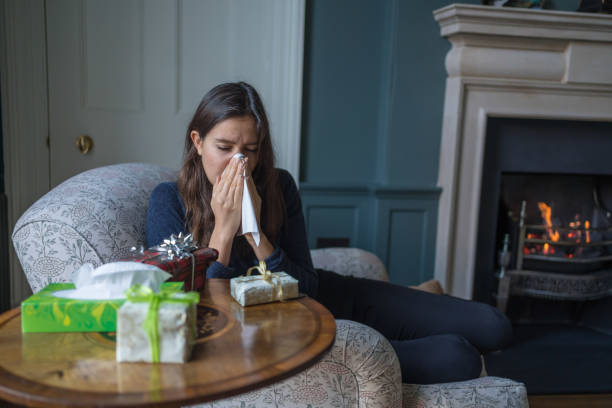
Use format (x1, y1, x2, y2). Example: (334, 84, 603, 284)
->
(217, 146, 231, 151)
(246, 148, 258, 153)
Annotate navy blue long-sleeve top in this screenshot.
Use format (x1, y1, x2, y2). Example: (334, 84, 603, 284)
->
(146, 169, 319, 298)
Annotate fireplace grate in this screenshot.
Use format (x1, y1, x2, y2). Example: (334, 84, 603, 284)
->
(496, 201, 612, 313)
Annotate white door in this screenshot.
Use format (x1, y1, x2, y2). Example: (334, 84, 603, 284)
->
(46, 0, 304, 187)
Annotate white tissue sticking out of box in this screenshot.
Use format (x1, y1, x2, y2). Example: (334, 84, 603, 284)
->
(53, 262, 171, 300)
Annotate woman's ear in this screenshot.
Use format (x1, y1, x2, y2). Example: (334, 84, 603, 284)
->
(190, 131, 203, 155)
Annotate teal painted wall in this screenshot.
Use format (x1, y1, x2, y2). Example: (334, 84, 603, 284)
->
(300, 0, 583, 285)
(301, 0, 388, 184)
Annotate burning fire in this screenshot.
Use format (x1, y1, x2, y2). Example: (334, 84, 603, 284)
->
(537, 202, 559, 254)
(585, 220, 591, 243)
(525, 202, 592, 258)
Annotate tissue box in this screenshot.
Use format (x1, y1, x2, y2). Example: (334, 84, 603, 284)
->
(230, 272, 299, 306)
(129, 247, 218, 292)
(116, 290, 198, 363)
(21, 282, 183, 333)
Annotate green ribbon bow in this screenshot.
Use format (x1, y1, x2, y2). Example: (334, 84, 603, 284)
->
(125, 284, 199, 363)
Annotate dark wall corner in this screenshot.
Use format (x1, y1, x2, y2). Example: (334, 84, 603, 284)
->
(0, 84, 9, 313)
(0, 194, 9, 313)
(299, 0, 314, 183)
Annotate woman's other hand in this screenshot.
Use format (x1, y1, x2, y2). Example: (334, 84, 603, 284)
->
(209, 156, 245, 264)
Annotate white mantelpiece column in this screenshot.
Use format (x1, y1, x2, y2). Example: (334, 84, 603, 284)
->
(433, 4, 612, 299)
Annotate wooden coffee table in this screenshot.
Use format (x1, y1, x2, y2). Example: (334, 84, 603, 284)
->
(0, 279, 335, 407)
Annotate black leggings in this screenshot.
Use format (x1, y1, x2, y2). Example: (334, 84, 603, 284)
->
(315, 269, 513, 384)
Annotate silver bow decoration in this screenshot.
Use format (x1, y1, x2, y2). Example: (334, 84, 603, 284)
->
(130, 232, 199, 290)
(150, 232, 198, 261)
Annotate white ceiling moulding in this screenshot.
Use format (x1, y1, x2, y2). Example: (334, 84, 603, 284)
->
(433, 4, 612, 299)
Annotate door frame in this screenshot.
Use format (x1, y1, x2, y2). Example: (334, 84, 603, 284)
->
(0, 0, 305, 306)
(0, 0, 49, 306)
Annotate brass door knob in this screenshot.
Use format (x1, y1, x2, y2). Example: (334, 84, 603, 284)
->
(76, 135, 93, 154)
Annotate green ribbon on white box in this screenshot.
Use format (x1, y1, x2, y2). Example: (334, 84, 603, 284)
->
(124, 284, 199, 363)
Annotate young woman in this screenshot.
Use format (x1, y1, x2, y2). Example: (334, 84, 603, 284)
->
(146, 82, 512, 384)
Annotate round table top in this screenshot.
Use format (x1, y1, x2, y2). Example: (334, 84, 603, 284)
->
(0, 279, 336, 407)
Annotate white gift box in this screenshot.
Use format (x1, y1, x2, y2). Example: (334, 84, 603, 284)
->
(230, 272, 299, 307)
(116, 299, 197, 363)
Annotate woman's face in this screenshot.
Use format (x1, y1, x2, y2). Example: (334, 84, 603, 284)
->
(191, 115, 259, 184)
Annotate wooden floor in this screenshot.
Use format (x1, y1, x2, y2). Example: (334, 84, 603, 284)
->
(529, 393, 612, 408)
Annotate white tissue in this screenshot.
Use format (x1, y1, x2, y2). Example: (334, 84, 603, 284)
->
(226, 153, 260, 246)
(53, 262, 171, 300)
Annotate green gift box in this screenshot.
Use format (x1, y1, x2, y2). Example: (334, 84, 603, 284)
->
(21, 282, 184, 333)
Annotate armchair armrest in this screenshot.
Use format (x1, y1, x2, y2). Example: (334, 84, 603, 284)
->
(193, 320, 402, 407)
(311, 248, 389, 282)
(12, 163, 176, 292)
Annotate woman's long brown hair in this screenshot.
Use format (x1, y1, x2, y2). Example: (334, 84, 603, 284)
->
(177, 82, 285, 253)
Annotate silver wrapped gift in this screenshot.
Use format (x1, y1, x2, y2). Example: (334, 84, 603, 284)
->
(231, 271, 299, 307)
(116, 289, 197, 363)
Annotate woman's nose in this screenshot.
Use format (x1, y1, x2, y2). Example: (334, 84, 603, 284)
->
(225, 151, 246, 167)
(232, 150, 248, 160)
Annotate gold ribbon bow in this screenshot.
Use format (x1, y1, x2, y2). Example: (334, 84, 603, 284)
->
(245, 260, 284, 301)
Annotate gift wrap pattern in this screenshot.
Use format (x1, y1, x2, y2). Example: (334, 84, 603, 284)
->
(21, 283, 124, 333)
(230, 272, 299, 307)
(116, 289, 198, 363)
(126, 247, 218, 292)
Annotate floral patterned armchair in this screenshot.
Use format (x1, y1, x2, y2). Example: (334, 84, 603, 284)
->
(12, 163, 528, 408)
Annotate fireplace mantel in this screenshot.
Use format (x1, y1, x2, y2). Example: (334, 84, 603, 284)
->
(436, 4, 612, 42)
(433, 4, 612, 299)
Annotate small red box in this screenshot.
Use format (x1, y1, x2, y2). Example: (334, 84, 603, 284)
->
(127, 248, 218, 292)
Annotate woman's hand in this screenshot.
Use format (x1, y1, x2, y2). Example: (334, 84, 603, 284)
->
(208, 156, 245, 265)
(244, 172, 275, 260)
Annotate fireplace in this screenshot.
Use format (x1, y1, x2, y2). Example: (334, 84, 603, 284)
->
(474, 118, 612, 323)
(433, 5, 612, 393)
(433, 4, 612, 300)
